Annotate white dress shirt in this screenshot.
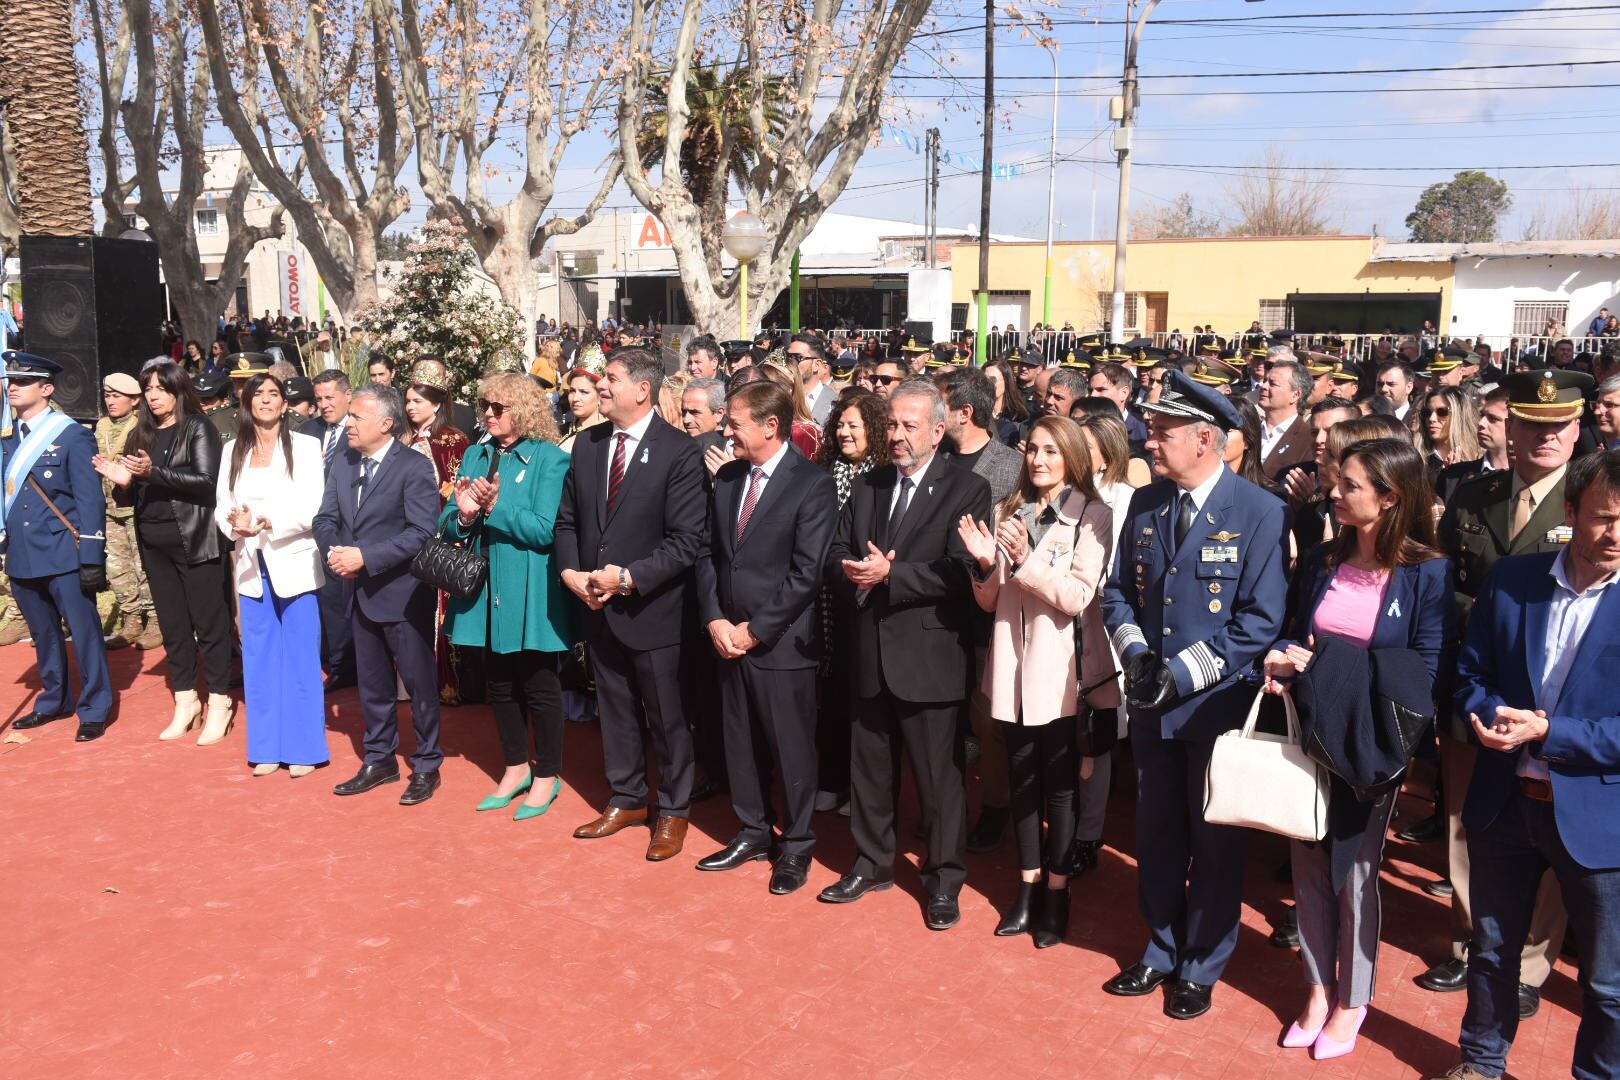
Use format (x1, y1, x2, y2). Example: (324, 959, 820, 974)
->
(889, 453, 938, 517)
(735, 441, 792, 533)
(604, 408, 656, 501)
(1259, 413, 1297, 459)
(1177, 462, 1227, 517)
(1520, 548, 1619, 781)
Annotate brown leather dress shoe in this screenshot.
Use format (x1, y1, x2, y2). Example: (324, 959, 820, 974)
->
(646, 816, 689, 861)
(573, 806, 649, 839)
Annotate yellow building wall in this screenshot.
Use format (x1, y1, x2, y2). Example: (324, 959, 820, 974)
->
(950, 236, 1454, 333)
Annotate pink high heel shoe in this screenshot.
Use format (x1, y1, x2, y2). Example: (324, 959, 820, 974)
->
(1282, 1013, 1327, 1049)
(1312, 1005, 1368, 1060)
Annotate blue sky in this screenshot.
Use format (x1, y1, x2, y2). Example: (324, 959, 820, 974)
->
(426, 0, 1620, 245)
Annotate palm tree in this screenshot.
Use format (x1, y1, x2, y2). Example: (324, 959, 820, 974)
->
(635, 64, 787, 210)
(0, 0, 95, 236)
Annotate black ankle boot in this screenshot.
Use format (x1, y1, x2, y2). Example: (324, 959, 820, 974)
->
(1034, 885, 1070, 949)
(995, 881, 1039, 937)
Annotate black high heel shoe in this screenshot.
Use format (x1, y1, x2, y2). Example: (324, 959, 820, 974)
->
(995, 881, 1039, 937)
(1034, 885, 1070, 949)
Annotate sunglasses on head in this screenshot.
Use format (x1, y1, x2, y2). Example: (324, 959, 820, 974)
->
(478, 399, 508, 416)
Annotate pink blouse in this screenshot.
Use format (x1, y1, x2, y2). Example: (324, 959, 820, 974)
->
(1311, 563, 1389, 648)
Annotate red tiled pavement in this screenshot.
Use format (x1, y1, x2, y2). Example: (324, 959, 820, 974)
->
(0, 642, 1581, 1079)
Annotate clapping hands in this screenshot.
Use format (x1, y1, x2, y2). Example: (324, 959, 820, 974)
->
(453, 474, 500, 523)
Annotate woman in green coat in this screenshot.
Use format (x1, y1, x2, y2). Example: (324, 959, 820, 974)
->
(441, 372, 574, 820)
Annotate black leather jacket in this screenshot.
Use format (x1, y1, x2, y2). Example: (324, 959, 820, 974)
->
(129, 414, 223, 563)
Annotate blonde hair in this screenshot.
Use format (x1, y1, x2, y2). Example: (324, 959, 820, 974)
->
(760, 354, 814, 424)
(659, 370, 691, 427)
(478, 371, 557, 443)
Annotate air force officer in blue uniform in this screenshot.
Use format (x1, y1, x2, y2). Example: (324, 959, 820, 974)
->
(2, 352, 112, 741)
(1100, 369, 1289, 1020)
(1447, 447, 1620, 1080)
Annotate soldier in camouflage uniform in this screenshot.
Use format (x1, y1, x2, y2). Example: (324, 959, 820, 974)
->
(95, 373, 160, 649)
(0, 571, 27, 646)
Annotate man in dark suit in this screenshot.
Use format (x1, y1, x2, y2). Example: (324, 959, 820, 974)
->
(556, 347, 708, 861)
(1257, 359, 1315, 482)
(302, 370, 356, 691)
(1442, 448, 1620, 1080)
(1100, 370, 1289, 1020)
(313, 384, 442, 805)
(818, 377, 991, 930)
(694, 381, 838, 894)
(1422, 370, 1592, 1012)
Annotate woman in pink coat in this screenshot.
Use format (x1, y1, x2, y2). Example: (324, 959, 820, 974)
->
(959, 415, 1120, 949)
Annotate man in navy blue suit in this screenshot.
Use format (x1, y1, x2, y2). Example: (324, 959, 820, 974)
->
(2, 352, 112, 741)
(693, 379, 838, 895)
(313, 383, 442, 805)
(1442, 448, 1620, 1080)
(1100, 368, 1289, 1020)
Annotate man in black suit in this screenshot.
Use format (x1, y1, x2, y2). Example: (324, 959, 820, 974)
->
(818, 377, 991, 929)
(556, 347, 708, 861)
(694, 381, 839, 894)
(302, 370, 357, 691)
(312, 384, 443, 805)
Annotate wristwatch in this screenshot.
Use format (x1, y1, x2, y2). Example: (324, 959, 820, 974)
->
(618, 567, 632, 595)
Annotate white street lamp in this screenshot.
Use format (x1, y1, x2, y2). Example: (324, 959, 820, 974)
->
(722, 211, 770, 337)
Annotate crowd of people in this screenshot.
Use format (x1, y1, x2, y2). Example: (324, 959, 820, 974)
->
(4, 315, 1620, 1080)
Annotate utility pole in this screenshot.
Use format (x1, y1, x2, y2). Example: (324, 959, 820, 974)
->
(1042, 43, 1059, 329)
(975, 0, 994, 365)
(1109, 0, 1161, 344)
(926, 128, 941, 269)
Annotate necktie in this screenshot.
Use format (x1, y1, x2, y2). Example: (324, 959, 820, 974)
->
(357, 457, 376, 506)
(1510, 486, 1535, 541)
(606, 432, 629, 514)
(887, 475, 915, 541)
(18, 421, 29, 440)
(1174, 491, 1195, 552)
(322, 423, 339, 458)
(736, 466, 765, 542)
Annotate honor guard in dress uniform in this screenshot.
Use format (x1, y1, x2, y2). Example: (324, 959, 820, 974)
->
(194, 370, 237, 438)
(2, 352, 113, 741)
(1100, 368, 1289, 1020)
(1420, 368, 1591, 1008)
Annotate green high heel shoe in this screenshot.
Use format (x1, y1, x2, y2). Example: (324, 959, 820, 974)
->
(514, 776, 563, 821)
(475, 773, 533, 812)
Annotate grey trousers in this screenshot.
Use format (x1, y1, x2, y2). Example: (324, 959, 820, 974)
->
(1291, 789, 1399, 1008)
(1076, 747, 1112, 843)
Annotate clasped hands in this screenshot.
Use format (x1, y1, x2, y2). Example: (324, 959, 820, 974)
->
(453, 474, 500, 525)
(707, 619, 761, 660)
(225, 505, 272, 540)
(840, 541, 895, 588)
(1125, 651, 1176, 711)
(562, 565, 633, 612)
(1471, 705, 1550, 753)
(326, 545, 365, 579)
(956, 514, 1027, 572)
(91, 450, 153, 488)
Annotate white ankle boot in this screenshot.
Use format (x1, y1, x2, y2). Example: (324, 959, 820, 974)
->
(159, 690, 202, 741)
(197, 694, 234, 746)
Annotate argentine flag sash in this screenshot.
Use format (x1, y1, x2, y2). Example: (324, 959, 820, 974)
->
(2, 410, 78, 526)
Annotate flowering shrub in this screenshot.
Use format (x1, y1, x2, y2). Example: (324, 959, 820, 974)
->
(359, 221, 525, 399)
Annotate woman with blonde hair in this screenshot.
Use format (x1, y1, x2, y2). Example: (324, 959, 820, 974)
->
(441, 372, 572, 819)
(958, 415, 1118, 948)
(1420, 385, 1481, 482)
(659, 370, 691, 428)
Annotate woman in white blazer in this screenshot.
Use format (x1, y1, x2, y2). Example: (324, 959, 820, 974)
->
(213, 373, 329, 777)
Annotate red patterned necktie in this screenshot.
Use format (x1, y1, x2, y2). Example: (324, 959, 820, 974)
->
(606, 432, 629, 514)
(736, 466, 765, 542)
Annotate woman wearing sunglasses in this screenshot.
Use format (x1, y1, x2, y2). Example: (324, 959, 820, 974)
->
(441, 373, 573, 820)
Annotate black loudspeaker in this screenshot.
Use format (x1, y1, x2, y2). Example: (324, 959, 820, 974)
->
(19, 235, 164, 419)
(904, 319, 933, 343)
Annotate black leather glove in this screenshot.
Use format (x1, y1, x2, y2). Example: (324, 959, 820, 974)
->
(1125, 651, 1160, 692)
(1126, 655, 1176, 712)
(80, 564, 109, 596)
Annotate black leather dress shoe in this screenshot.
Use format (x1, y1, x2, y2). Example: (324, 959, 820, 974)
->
(322, 673, 356, 694)
(1417, 958, 1469, 993)
(1070, 839, 1101, 875)
(769, 854, 811, 895)
(966, 806, 1008, 854)
(1396, 812, 1445, 844)
(1423, 879, 1456, 899)
(697, 837, 773, 871)
(1518, 983, 1541, 1020)
(74, 721, 108, 742)
(817, 874, 894, 904)
(13, 707, 73, 731)
(1270, 910, 1300, 949)
(1103, 963, 1171, 997)
(924, 894, 961, 930)
(1165, 980, 1213, 1020)
(333, 762, 401, 796)
(399, 771, 441, 806)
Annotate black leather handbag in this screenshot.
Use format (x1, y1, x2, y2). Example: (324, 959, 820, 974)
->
(410, 525, 487, 598)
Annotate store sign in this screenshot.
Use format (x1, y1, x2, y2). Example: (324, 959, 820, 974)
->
(278, 250, 305, 317)
(634, 214, 673, 250)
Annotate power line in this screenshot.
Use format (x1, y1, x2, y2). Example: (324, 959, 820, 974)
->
(889, 58, 1620, 82)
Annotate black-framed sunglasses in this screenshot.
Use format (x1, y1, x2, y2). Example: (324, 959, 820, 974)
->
(478, 399, 508, 416)
(872, 375, 900, 386)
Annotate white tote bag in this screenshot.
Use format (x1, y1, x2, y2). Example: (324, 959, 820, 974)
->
(1203, 690, 1329, 842)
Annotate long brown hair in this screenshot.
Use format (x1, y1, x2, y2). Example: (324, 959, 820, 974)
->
(229, 374, 295, 492)
(999, 415, 1099, 522)
(1068, 409, 1131, 488)
(1328, 437, 1442, 569)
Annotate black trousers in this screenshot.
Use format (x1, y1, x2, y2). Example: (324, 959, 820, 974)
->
(815, 647, 854, 796)
(849, 691, 967, 897)
(139, 520, 233, 695)
(720, 659, 818, 857)
(488, 649, 563, 775)
(315, 575, 355, 680)
(591, 631, 694, 818)
(1005, 720, 1079, 875)
(679, 630, 725, 783)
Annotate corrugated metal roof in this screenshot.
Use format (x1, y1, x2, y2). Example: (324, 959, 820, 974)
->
(1370, 239, 1620, 262)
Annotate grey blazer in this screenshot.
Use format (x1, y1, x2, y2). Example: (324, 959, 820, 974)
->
(971, 437, 1024, 505)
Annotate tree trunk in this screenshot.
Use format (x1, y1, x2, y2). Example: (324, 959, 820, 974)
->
(1, 0, 95, 235)
(481, 244, 540, 356)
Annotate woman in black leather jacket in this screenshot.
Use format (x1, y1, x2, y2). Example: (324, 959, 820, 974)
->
(95, 359, 235, 744)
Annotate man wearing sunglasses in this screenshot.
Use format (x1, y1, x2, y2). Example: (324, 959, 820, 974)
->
(870, 360, 905, 401)
(3, 351, 113, 742)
